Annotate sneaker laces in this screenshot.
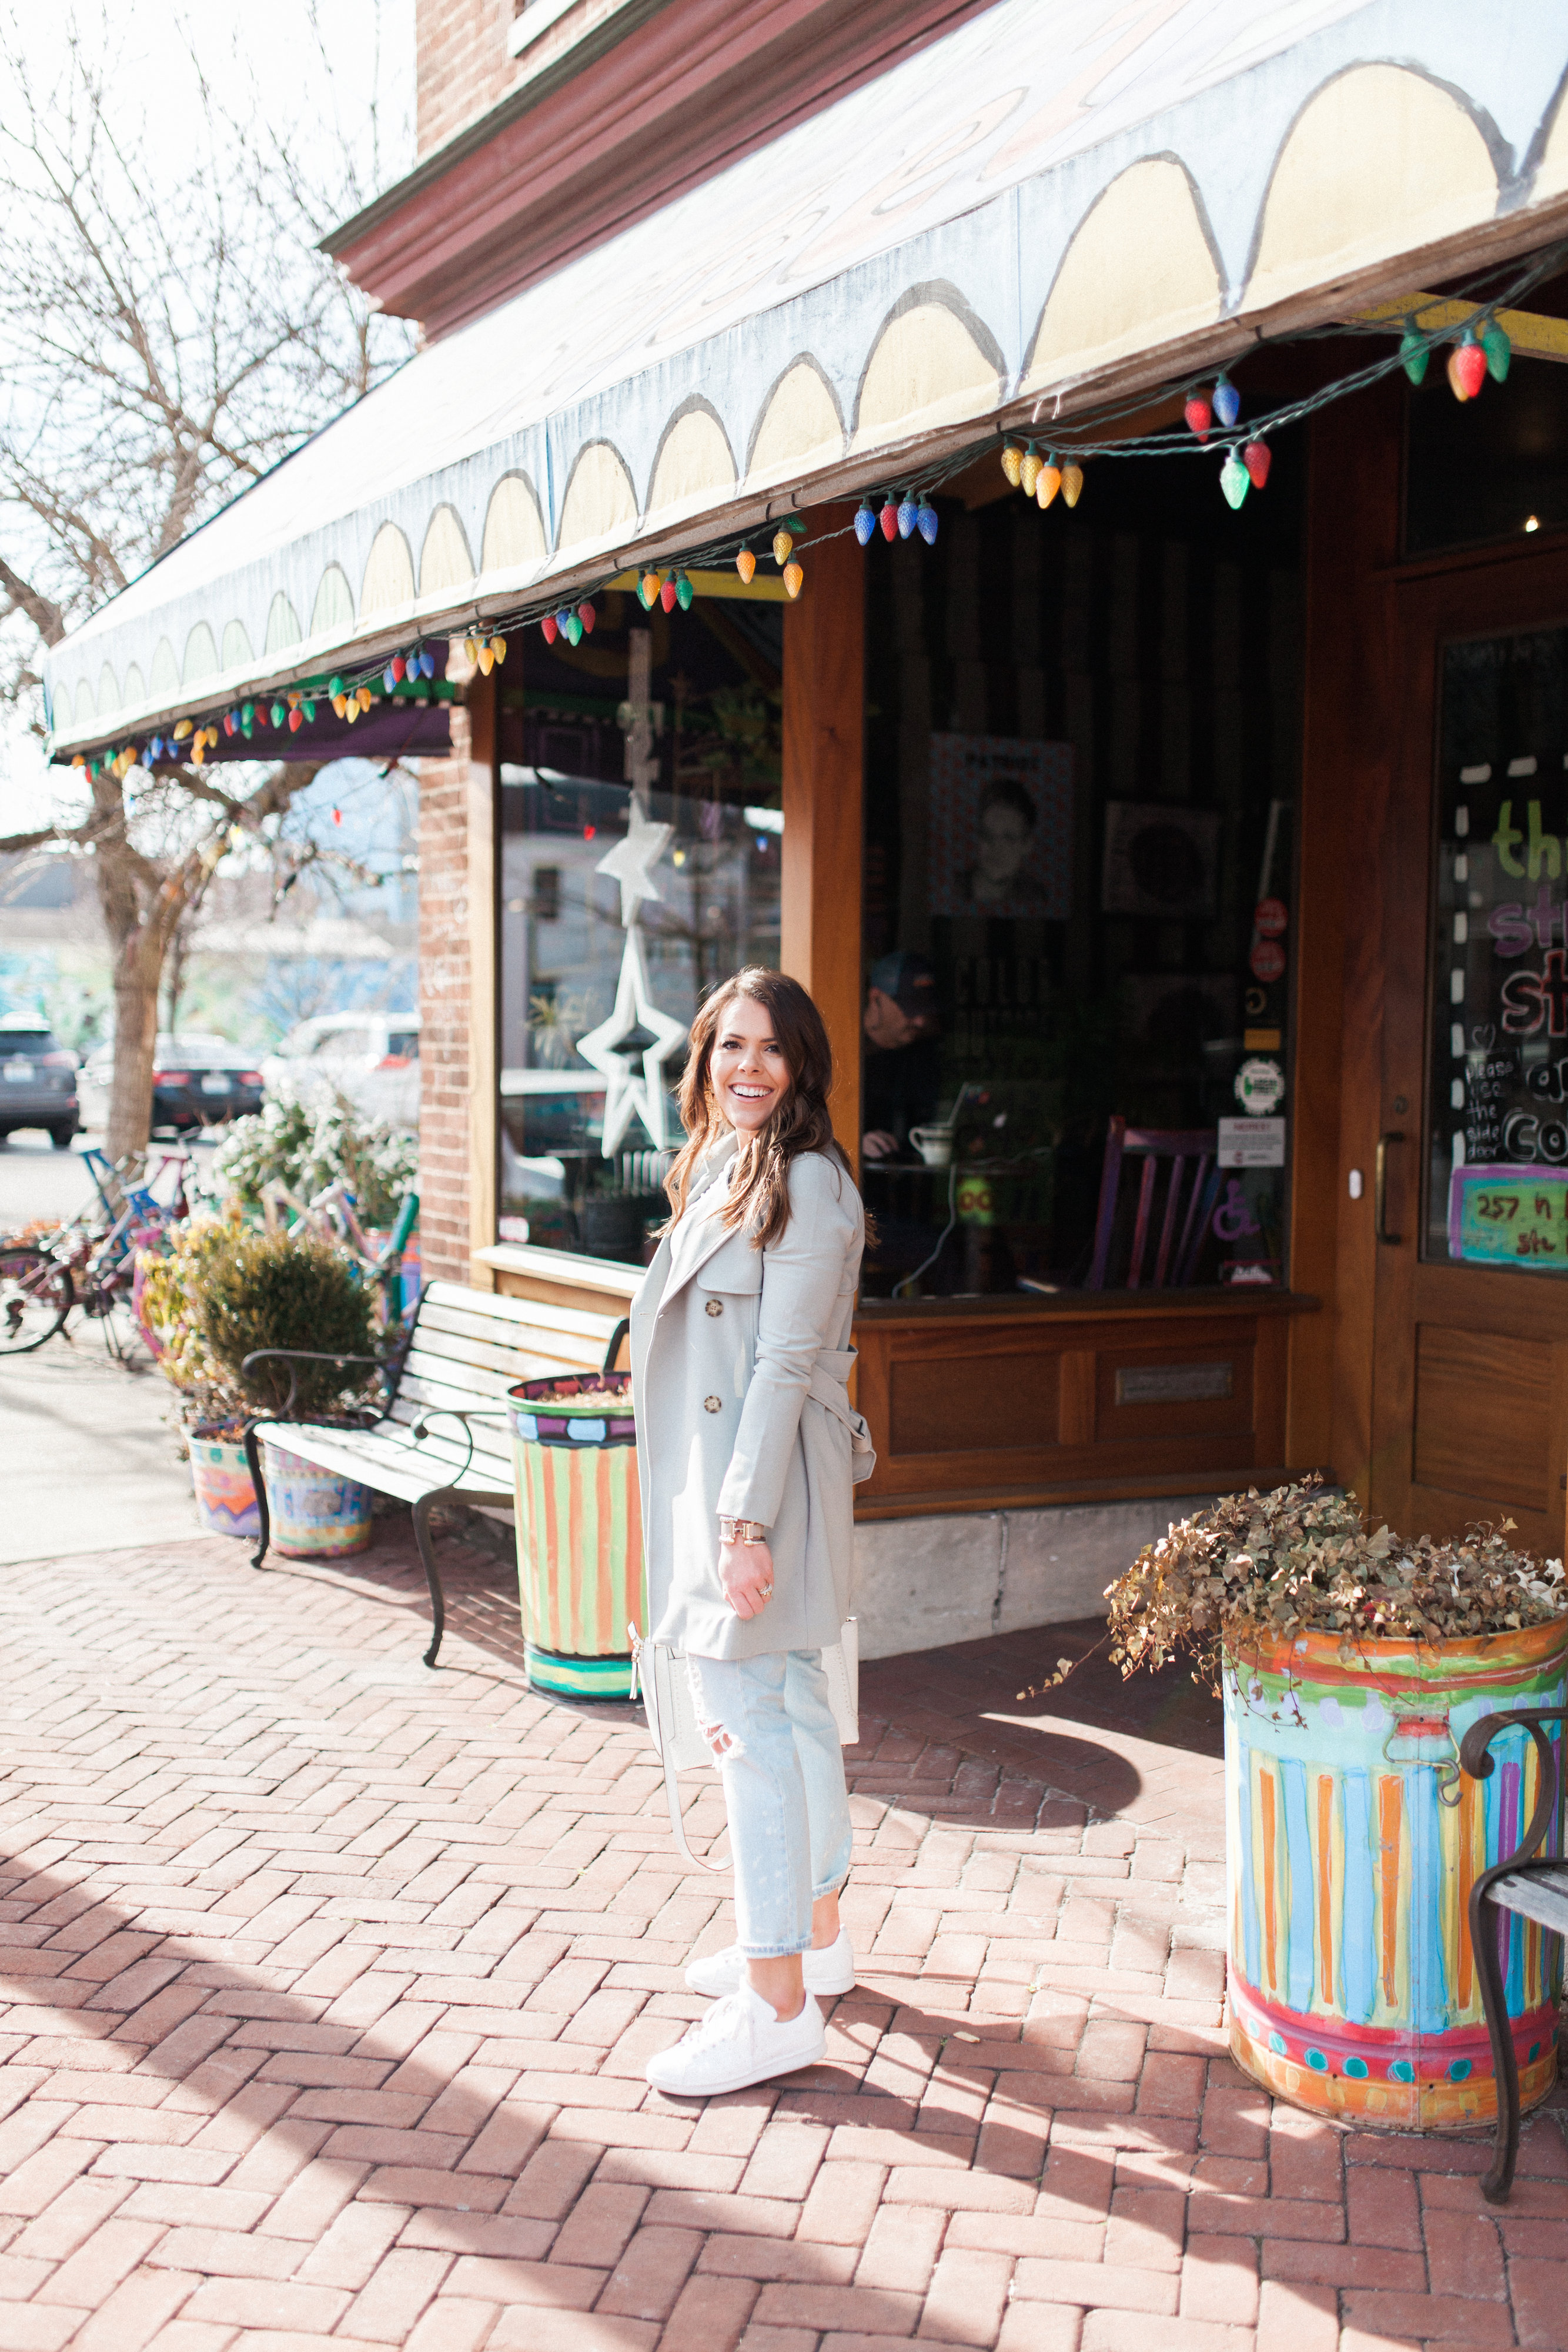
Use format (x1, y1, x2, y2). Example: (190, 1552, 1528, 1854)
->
(678, 1989, 756, 2052)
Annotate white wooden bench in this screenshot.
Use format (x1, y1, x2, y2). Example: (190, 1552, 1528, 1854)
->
(1459, 1705, 1568, 2203)
(240, 1275, 632, 1665)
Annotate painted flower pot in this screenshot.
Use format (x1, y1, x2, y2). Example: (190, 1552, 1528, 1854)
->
(188, 1432, 260, 1540)
(259, 1438, 373, 1560)
(1226, 1616, 1568, 2130)
(507, 1371, 644, 1699)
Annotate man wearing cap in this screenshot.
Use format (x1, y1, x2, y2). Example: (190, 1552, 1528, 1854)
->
(862, 951, 941, 1161)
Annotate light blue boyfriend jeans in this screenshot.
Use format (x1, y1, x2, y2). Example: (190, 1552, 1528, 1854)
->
(685, 1649, 854, 1959)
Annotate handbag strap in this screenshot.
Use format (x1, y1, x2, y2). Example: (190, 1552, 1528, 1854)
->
(629, 1623, 729, 1875)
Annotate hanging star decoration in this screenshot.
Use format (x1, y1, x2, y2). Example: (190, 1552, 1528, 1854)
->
(575, 927, 688, 1155)
(595, 797, 673, 925)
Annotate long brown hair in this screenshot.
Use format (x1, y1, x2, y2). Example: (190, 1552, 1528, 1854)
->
(664, 968, 850, 1248)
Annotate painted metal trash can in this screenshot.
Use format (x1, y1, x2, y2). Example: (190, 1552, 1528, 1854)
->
(188, 1431, 260, 1539)
(507, 1357, 644, 1700)
(1226, 1618, 1568, 2130)
(258, 1437, 373, 1559)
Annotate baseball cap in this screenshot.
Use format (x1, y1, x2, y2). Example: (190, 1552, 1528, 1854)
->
(868, 951, 937, 1018)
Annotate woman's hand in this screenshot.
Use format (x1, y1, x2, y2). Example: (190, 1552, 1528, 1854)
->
(718, 1536, 774, 1620)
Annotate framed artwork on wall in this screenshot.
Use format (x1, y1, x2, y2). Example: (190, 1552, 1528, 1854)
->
(928, 734, 1074, 919)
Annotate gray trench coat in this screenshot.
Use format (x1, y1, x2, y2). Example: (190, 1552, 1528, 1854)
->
(630, 1136, 871, 1662)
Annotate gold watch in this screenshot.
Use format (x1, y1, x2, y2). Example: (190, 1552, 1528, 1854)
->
(718, 1516, 767, 1545)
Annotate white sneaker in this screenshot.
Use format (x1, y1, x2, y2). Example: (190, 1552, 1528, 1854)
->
(647, 1984, 825, 2097)
(686, 1927, 856, 2000)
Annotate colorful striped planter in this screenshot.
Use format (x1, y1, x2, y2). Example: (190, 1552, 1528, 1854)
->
(188, 1432, 260, 1540)
(258, 1439, 373, 1560)
(1226, 1617, 1568, 2130)
(508, 1372, 644, 1699)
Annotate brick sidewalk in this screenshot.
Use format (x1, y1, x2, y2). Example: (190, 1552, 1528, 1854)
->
(0, 1526, 1563, 2352)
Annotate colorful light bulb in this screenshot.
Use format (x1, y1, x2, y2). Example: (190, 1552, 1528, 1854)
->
(772, 527, 794, 566)
(418, 647, 435, 680)
(897, 493, 918, 540)
(783, 559, 804, 600)
(735, 544, 756, 583)
(638, 569, 659, 609)
(1060, 462, 1084, 509)
(1213, 375, 1240, 429)
(1482, 319, 1512, 382)
(1243, 439, 1272, 489)
(492, 636, 507, 664)
(1000, 440, 1024, 488)
(173, 720, 193, 740)
(660, 573, 678, 612)
(878, 500, 898, 542)
(578, 603, 596, 634)
(541, 614, 558, 643)
(223, 711, 236, 737)
(383, 664, 397, 693)
(1219, 449, 1249, 510)
(1037, 458, 1061, 509)
(288, 708, 303, 732)
(917, 500, 939, 545)
(302, 699, 316, 722)
(1019, 443, 1042, 499)
(391, 654, 406, 683)
(477, 643, 494, 674)
(1184, 390, 1213, 442)
(676, 570, 694, 611)
(854, 501, 876, 547)
(565, 614, 583, 647)
(1450, 335, 1487, 401)
(1399, 326, 1429, 386)
(270, 701, 285, 727)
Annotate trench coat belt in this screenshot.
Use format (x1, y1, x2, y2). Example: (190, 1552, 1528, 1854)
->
(805, 1347, 877, 1478)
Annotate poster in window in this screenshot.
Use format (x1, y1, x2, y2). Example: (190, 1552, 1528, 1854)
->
(1101, 803, 1219, 918)
(928, 735, 1073, 920)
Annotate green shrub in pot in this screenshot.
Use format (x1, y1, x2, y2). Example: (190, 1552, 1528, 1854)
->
(196, 1229, 377, 1418)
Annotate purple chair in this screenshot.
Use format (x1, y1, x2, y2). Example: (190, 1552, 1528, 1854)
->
(1086, 1116, 1220, 1291)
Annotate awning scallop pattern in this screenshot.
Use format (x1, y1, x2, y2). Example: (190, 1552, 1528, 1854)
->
(46, 0, 1568, 748)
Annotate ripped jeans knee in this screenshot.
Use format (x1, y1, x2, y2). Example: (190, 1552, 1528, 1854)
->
(683, 1649, 853, 1959)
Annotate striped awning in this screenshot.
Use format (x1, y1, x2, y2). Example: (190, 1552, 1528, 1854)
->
(46, 0, 1568, 757)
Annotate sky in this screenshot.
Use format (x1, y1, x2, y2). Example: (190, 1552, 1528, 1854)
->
(0, 0, 416, 839)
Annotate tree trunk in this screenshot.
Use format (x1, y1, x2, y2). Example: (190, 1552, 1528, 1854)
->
(107, 937, 163, 1161)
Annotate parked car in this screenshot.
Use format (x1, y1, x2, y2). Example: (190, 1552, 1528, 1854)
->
(78, 1034, 265, 1137)
(0, 1015, 79, 1147)
(262, 1011, 420, 1131)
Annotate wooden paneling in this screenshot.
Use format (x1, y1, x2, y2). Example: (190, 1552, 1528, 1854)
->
(782, 505, 864, 1174)
(889, 1347, 1061, 1454)
(1301, 380, 1404, 1501)
(1413, 1325, 1549, 1512)
(854, 1291, 1315, 1513)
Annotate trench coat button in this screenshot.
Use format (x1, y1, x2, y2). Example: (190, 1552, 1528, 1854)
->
(706, 1298, 723, 1318)
(704, 1395, 722, 1413)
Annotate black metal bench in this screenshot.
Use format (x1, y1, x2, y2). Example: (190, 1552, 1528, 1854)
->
(240, 1278, 628, 1666)
(1459, 1706, 1568, 2202)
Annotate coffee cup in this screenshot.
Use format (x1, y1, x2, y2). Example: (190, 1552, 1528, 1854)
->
(910, 1125, 954, 1168)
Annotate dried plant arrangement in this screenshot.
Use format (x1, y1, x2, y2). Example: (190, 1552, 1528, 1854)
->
(1094, 1476, 1567, 1698)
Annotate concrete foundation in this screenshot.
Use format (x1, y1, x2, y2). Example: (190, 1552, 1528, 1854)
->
(852, 1497, 1216, 1661)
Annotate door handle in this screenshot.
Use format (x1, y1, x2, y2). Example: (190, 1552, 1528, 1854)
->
(1375, 1131, 1405, 1245)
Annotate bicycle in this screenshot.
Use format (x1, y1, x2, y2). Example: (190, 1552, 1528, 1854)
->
(0, 1148, 192, 1358)
(259, 1179, 419, 1328)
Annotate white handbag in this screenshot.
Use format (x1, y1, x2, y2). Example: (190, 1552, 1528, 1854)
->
(628, 1619, 859, 1873)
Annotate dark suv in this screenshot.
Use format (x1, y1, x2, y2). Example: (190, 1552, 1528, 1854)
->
(0, 1020, 79, 1147)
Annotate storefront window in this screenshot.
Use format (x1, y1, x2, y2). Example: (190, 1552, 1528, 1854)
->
(499, 587, 783, 1262)
(1425, 627, 1568, 1269)
(860, 456, 1302, 1299)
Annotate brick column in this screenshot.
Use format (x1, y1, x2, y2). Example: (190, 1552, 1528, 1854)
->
(417, 706, 474, 1285)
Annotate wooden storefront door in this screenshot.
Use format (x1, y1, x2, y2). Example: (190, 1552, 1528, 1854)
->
(1370, 546, 1568, 1558)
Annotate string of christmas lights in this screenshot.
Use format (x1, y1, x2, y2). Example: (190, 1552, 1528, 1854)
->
(66, 240, 1568, 782)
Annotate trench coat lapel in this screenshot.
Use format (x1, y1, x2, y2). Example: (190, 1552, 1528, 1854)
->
(663, 1132, 743, 1304)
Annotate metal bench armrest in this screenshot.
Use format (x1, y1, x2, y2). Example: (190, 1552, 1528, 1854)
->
(409, 1405, 511, 1484)
(1461, 1709, 1567, 1876)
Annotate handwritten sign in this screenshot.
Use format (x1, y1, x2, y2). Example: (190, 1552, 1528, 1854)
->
(1448, 1165, 1568, 1268)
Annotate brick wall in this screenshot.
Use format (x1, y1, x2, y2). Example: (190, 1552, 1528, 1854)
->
(417, 710, 473, 1282)
(416, 0, 514, 157)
